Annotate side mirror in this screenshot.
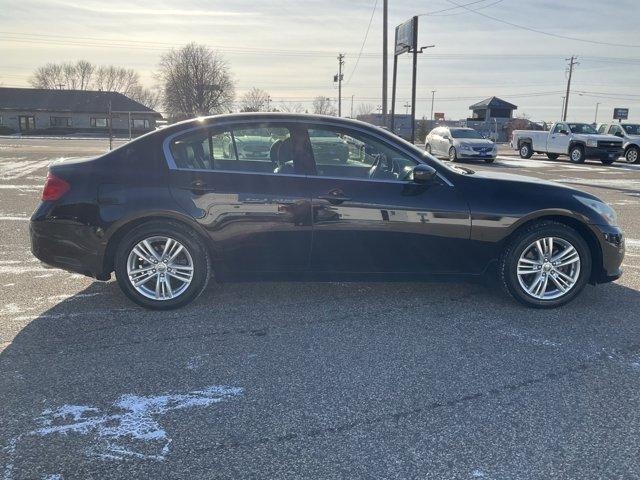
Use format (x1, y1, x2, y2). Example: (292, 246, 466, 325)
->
(412, 164, 437, 183)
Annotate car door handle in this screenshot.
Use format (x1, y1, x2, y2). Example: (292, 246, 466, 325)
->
(190, 180, 208, 193)
(317, 194, 351, 204)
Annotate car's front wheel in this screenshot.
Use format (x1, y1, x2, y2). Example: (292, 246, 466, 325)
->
(115, 221, 210, 310)
(500, 221, 591, 308)
(448, 147, 458, 162)
(569, 145, 586, 163)
(625, 146, 639, 164)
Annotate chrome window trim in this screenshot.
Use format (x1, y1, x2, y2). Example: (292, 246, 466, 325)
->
(162, 118, 453, 187)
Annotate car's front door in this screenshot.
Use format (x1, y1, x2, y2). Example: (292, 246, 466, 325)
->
(166, 121, 313, 274)
(548, 123, 571, 154)
(303, 124, 471, 274)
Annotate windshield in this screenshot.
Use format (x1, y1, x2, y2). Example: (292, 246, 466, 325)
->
(622, 124, 640, 135)
(450, 128, 483, 139)
(568, 123, 597, 134)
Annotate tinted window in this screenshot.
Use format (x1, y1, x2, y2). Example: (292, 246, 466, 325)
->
(169, 124, 297, 174)
(307, 126, 417, 181)
(622, 124, 640, 135)
(568, 123, 597, 134)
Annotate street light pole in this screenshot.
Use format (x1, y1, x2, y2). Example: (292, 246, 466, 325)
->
(382, 0, 388, 125)
(430, 90, 436, 120)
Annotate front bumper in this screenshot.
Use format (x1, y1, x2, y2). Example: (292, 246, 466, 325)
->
(591, 223, 625, 283)
(584, 146, 623, 160)
(458, 150, 497, 160)
(30, 217, 108, 280)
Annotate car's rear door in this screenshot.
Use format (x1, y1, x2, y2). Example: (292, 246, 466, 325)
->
(165, 121, 313, 274)
(302, 123, 472, 274)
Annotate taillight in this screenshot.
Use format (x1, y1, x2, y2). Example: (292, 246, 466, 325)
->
(41, 173, 70, 201)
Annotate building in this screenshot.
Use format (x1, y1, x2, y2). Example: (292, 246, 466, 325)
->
(466, 96, 517, 142)
(0, 87, 161, 135)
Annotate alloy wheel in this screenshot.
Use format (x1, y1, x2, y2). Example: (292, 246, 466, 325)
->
(516, 236, 581, 300)
(627, 148, 639, 163)
(126, 236, 194, 301)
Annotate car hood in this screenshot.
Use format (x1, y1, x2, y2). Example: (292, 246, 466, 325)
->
(573, 133, 621, 141)
(467, 169, 600, 200)
(455, 139, 495, 148)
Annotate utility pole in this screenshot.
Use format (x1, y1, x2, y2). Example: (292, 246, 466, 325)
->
(108, 100, 113, 151)
(560, 97, 565, 118)
(128, 111, 131, 141)
(350, 95, 354, 118)
(430, 90, 436, 120)
(335, 54, 345, 117)
(594, 102, 600, 124)
(382, 0, 388, 126)
(563, 55, 578, 121)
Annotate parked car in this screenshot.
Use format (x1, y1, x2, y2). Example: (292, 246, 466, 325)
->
(308, 129, 350, 164)
(511, 122, 623, 164)
(425, 126, 497, 163)
(31, 113, 624, 310)
(597, 123, 640, 164)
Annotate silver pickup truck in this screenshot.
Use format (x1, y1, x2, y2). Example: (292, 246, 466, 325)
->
(511, 122, 624, 165)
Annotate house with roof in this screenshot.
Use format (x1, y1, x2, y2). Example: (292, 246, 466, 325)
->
(0, 87, 162, 135)
(466, 96, 518, 142)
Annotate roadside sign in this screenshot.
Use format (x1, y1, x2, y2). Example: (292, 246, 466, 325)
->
(434, 112, 445, 121)
(395, 17, 417, 55)
(614, 108, 629, 121)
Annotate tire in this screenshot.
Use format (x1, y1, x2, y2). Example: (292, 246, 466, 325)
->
(448, 147, 458, 162)
(600, 156, 616, 165)
(569, 145, 586, 164)
(499, 221, 592, 308)
(114, 221, 210, 310)
(625, 146, 640, 164)
(519, 142, 533, 159)
(546, 153, 559, 160)
(425, 144, 432, 155)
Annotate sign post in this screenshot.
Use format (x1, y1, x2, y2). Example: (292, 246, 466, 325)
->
(390, 16, 418, 136)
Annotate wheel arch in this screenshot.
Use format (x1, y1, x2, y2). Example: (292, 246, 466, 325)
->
(503, 213, 602, 283)
(569, 140, 586, 151)
(100, 212, 217, 278)
(624, 143, 639, 154)
(517, 137, 532, 148)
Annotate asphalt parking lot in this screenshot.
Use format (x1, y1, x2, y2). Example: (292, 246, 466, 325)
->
(2, 137, 640, 479)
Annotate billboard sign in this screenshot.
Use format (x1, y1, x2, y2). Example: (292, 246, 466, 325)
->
(434, 112, 445, 121)
(613, 108, 629, 121)
(395, 16, 417, 55)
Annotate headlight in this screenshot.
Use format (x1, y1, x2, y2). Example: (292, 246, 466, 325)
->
(587, 138, 598, 147)
(459, 145, 473, 152)
(576, 196, 618, 225)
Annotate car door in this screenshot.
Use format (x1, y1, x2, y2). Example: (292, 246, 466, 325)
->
(303, 123, 471, 274)
(548, 123, 570, 153)
(165, 121, 313, 274)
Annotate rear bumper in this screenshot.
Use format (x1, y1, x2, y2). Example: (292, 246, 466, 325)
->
(30, 216, 109, 280)
(591, 224, 625, 284)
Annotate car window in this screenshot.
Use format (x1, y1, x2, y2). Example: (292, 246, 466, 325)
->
(598, 124, 607, 134)
(307, 126, 417, 181)
(568, 123, 597, 134)
(622, 124, 640, 135)
(450, 128, 483, 139)
(552, 123, 566, 134)
(168, 124, 298, 174)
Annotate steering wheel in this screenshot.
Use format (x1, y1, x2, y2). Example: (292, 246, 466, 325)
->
(368, 153, 396, 179)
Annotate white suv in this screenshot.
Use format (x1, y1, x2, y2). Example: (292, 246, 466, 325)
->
(597, 123, 640, 164)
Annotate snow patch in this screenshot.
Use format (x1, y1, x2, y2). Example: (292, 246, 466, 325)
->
(2, 385, 243, 477)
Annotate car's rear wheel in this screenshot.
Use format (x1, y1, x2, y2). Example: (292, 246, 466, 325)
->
(115, 221, 210, 310)
(519, 142, 533, 159)
(500, 221, 591, 308)
(625, 146, 639, 164)
(569, 145, 586, 163)
(448, 147, 458, 162)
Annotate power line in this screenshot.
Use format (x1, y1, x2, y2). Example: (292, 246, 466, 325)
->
(345, 0, 378, 85)
(445, 0, 640, 48)
(420, 0, 504, 17)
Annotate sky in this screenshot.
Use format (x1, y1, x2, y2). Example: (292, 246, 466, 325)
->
(1, 0, 639, 122)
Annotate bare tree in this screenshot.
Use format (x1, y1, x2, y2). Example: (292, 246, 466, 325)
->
(93, 66, 140, 96)
(159, 42, 235, 120)
(355, 103, 376, 117)
(128, 85, 162, 110)
(240, 88, 271, 112)
(312, 96, 337, 116)
(30, 63, 66, 89)
(278, 102, 306, 113)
